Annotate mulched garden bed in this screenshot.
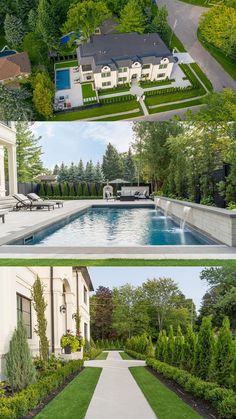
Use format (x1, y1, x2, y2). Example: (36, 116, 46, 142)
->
(23, 367, 84, 418)
(146, 366, 219, 419)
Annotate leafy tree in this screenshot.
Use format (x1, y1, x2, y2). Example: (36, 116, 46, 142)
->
(149, 6, 171, 45)
(102, 143, 123, 181)
(194, 316, 215, 380)
(4, 14, 25, 48)
(0, 85, 34, 120)
(182, 325, 196, 372)
(63, 0, 111, 41)
(192, 89, 236, 122)
(119, 0, 146, 33)
(91, 286, 114, 340)
(213, 317, 234, 387)
(173, 325, 184, 367)
(32, 71, 55, 119)
(124, 148, 136, 182)
(5, 321, 36, 391)
(16, 122, 43, 182)
(23, 32, 48, 65)
(31, 277, 49, 364)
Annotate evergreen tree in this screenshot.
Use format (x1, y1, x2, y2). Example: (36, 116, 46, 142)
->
(195, 316, 215, 380)
(173, 325, 184, 367)
(5, 321, 36, 391)
(36, 0, 59, 50)
(182, 324, 196, 372)
(31, 278, 49, 364)
(213, 317, 234, 387)
(155, 329, 167, 362)
(13, 0, 37, 25)
(102, 143, 123, 181)
(83, 183, 89, 196)
(53, 183, 61, 196)
(146, 336, 155, 358)
(58, 163, 68, 183)
(94, 161, 104, 183)
(149, 6, 171, 45)
(119, 0, 146, 33)
(28, 8, 38, 31)
(32, 71, 55, 119)
(4, 14, 25, 48)
(53, 164, 60, 176)
(166, 325, 175, 366)
(77, 182, 83, 196)
(69, 183, 75, 196)
(0, 85, 34, 120)
(84, 160, 95, 182)
(124, 148, 136, 182)
(68, 162, 77, 183)
(77, 159, 85, 182)
(16, 122, 43, 182)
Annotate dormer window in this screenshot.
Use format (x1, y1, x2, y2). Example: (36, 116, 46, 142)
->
(142, 64, 151, 69)
(82, 64, 92, 72)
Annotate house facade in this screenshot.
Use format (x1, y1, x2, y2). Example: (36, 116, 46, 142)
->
(0, 266, 93, 380)
(77, 33, 174, 90)
(0, 122, 17, 197)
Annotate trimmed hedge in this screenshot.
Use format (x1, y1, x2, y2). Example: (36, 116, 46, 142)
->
(83, 348, 103, 360)
(125, 349, 146, 360)
(146, 358, 236, 419)
(95, 339, 125, 350)
(0, 360, 84, 419)
(100, 94, 134, 105)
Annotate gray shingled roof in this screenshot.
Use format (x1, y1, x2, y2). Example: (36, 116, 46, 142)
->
(77, 33, 173, 72)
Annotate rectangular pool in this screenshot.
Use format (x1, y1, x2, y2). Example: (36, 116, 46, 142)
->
(10, 206, 216, 246)
(56, 69, 70, 90)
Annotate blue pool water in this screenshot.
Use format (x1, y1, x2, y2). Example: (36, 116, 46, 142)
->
(0, 50, 16, 57)
(56, 69, 70, 90)
(60, 32, 81, 45)
(23, 207, 215, 246)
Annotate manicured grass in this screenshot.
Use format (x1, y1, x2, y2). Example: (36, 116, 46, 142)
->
(198, 30, 236, 81)
(0, 259, 235, 267)
(119, 351, 134, 360)
(179, 0, 218, 6)
(130, 367, 202, 419)
(190, 63, 213, 91)
(140, 79, 174, 88)
(98, 85, 131, 95)
(95, 351, 108, 360)
(101, 111, 143, 121)
(81, 83, 97, 99)
(36, 367, 102, 418)
(148, 98, 203, 114)
(54, 100, 140, 121)
(169, 32, 186, 53)
(145, 88, 204, 107)
(55, 60, 78, 69)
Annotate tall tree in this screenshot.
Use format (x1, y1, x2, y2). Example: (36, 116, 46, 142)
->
(182, 324, 196, 372)
(16, 122, 43, 182)
(149, 6, 171, 45)
(91, 286, 114, 340)
(119, 0, 146, 33)
(124, 148, 136, 182)
(4, 14, 25, 48)
(36, 0, 59, 50)
(32, 71, 55, 120)
(94, 161, 104, 183)
(212, 316, 234, 387)
(77, 159, 85, 182)
(194, 316, 215, 380)
(31, 277, 49, 364)
(84, 160, 95, 182)
(102, 143, 123, 181)
(0, 85, 34, 120)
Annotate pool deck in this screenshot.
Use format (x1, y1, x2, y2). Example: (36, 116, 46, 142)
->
(0, 199, 235, 260)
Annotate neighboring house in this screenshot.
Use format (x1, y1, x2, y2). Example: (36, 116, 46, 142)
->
(0, 122, 17, 197)
(0, 266, 93, 380)
(77, 33, 174, 90)
(0, 52, 31, 84)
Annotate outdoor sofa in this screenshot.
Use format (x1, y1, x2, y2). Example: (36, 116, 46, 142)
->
(13, 194, 55, 211)
(27, 193, 64, 208)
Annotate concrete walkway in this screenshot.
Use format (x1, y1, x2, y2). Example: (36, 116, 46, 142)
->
(84, 351, 157, 419)
(157, 0, 236, 91)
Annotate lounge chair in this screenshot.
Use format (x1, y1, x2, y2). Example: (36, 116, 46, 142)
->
(27, 193, 64, 208)
(137, 190, 148, 199)
(13, 194, 55, 211)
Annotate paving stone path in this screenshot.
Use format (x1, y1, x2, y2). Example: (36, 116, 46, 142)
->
(84, 351, 157, 419)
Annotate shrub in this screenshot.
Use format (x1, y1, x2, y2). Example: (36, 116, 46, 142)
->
(146, 337, 155, 358)
(181, 325, 196, 372)
(38, 183, 45, 197)
(126, 334, 148, 355)
(194, 316, 215, 380)
(173, 325, 184, 367)
(166, 326, 175, 365)
(53, 183, 61, 196)
(125, 349, 146, 360)
(213, 317, 234, 388)
(5, 321, 36, 392)
(61, 330, 80, 352)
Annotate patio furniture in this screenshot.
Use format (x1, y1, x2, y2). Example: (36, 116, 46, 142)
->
(137, 190, 148, 199)
(13, 194, 55, 211)
(27, 193, 64, 208)
(120, 195, 135, 201)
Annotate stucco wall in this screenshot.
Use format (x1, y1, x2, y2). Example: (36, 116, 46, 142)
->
(155, 196, 236, 246)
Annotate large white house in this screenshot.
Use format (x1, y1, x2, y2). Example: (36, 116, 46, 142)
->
(0, 122, 17, 197)
(77, 33, 175, 90)
(0, 266, 93, 380)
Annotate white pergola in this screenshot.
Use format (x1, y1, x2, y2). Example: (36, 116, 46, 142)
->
(0, 122, 17, 196)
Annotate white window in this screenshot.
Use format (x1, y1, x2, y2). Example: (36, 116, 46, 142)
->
(82, 65, 92, 72)
(142, 64, 151, 69)
(118, 77, 127, 83)
(84, 286, 88, 305)
(157, 73, 166, 78)
(159, 64, 168, 69)
(118, 68, 128, 73)
(101, 72, 111, 78)
(102, 81, 111, 87)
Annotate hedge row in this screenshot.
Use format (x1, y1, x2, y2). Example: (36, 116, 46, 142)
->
(146, 358, 236, 419)
(45, 195, 102, 200)
(125, 349, 146, 360)
(38, 182, 104, 198)
(145, 85, 193, 97)
(83, 348, 103, 360)
(100, 94, 134, 105)
(0, 360, 84, 419)
(95, 339, 125, 350)
(179, 63, 205, 92)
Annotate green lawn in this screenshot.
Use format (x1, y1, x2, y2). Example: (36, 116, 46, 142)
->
(101, 111, 143, 121)
(81, 83, 97, 99)
(130, 367, 202, 419)
(190, 63, 213, 91)
(36, 367, 102, 418)
(179, 0, 218, 6)
(198, 30, 236, 81)
(0, 259, 235, 266)
(95, 351, 108, 360)
(145, 88, 204, 107)
(148, 98, 203, 114)
(55, 60, 78, 69)
(119, 352, 134, 360)
(54, 100, 140, 121)
(169, 32, 186, 52)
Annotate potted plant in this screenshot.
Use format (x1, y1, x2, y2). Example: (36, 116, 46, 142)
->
(61, 330, 79, 354)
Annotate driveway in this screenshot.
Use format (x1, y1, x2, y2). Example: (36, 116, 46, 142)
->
(157, 0, 236, 91)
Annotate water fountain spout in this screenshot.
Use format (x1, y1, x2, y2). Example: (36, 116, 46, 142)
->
(180, 206, 192, 230)
(164, 201, 171, 218)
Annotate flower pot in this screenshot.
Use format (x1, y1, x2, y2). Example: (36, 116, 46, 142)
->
(64, 344, 71, 354)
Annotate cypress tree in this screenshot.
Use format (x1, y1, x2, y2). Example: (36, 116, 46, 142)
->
(182, 324, 196, 372)
(53, 183, 60, 197)
(173, 325, 184, 367)
(69, 183, 75, 197)
(213, 317, 234, 387)
(91, 183, 97, 197)
(84, 183, 89, 197)
(166, 325, 175, 366)
(5, 321, 36, 391)
(46, 183, 53, 197)
(195, 316, 215, 380)
(77, 182, 83, 196)
(61, 182, 69, 197)
(38, 183, 45, 197)
(146, 336, 155, 358)
(31, 277, 49, 364)
(119, 0, 146, 34)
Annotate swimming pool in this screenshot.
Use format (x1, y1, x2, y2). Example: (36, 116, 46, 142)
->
(56, 69, 71, 90)
(13, 206, 215, 246)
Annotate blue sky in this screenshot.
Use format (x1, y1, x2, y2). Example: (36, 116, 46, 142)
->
(32, 122, 134, 169)
(88, 267, 210, 311)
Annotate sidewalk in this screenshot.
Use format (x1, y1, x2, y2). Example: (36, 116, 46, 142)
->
(84, 351, 157, 419)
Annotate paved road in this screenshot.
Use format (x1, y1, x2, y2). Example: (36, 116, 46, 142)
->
(85, 351, 157, 419)
(157, 0, 236, 91)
